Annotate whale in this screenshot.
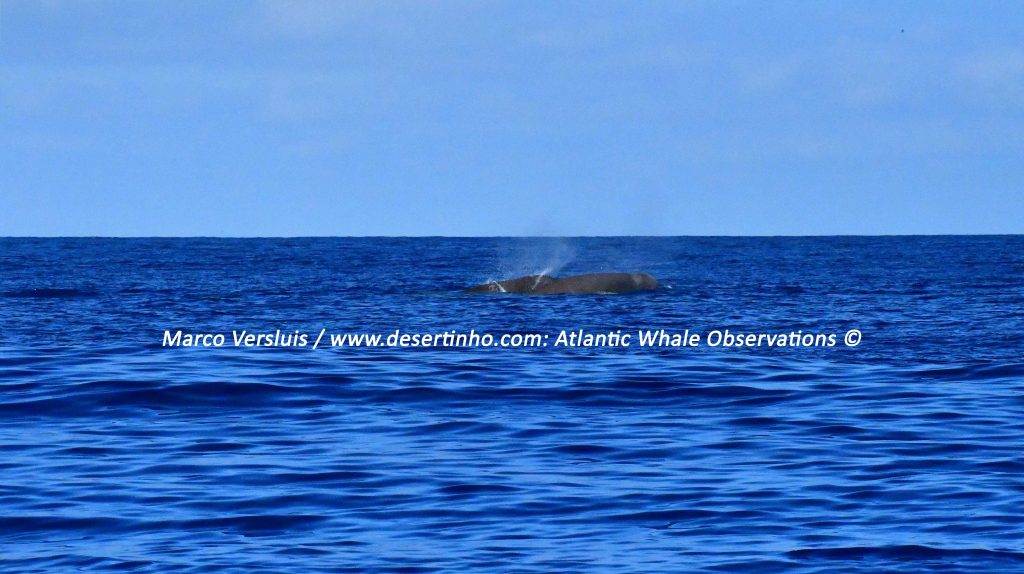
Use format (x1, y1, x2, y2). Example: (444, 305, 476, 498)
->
(466, 272, 658, 295)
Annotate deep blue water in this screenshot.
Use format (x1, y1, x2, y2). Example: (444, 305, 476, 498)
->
(1, 236, 1023, 573)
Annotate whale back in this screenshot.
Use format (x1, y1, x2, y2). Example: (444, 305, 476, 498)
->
(465, 272, 657, 295)
(464, 274, 554, 294)
(530, 272, 657, 295)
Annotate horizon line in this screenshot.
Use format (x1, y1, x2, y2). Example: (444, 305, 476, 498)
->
(2, 233, 1021, 239)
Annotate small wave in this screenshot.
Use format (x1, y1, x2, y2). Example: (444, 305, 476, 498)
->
(2, 287, 98, 299)
(788, 545, 1024, 563)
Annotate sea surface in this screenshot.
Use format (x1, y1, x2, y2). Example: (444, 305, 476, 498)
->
(1, 236, 1023, 573)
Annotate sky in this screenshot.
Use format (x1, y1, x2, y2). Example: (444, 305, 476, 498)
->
(1, 1, 1022, 236)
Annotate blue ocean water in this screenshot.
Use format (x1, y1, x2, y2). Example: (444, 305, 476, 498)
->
(1, 236, 1023, 573)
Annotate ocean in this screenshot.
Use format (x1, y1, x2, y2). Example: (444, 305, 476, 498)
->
(1, 236, 1022, 573)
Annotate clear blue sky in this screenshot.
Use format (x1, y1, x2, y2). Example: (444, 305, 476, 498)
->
(1, 1, 1021, 236)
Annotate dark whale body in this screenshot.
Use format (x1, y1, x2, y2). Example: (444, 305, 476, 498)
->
(464, 274, 555, 294)
(466, 272, 658, 295)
